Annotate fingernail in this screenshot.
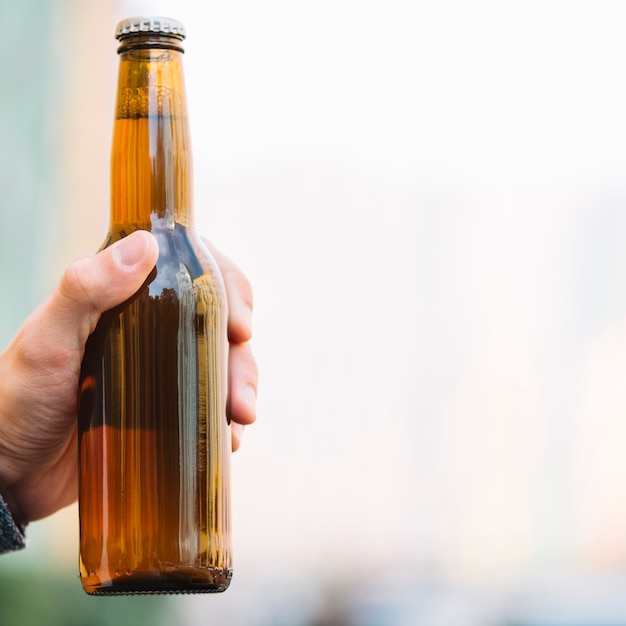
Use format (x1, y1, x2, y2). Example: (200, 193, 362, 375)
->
(112, 232, 149, 268)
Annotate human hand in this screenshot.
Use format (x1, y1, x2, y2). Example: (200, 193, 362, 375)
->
(0, 231, 256, 526)
(202, 237, 257, 452)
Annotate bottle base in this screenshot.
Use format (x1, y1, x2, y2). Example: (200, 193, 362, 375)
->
(80, 567, 232, 596)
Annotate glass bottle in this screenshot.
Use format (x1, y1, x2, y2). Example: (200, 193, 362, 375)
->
(77, 17, 232, 595)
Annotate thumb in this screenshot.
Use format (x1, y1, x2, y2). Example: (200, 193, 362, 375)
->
(45, 231, 159, 345)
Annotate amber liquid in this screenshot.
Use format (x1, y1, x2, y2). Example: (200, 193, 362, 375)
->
(78, 47, 231, 595)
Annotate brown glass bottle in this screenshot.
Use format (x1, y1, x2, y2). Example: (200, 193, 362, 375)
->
(77, 17, 232, 595)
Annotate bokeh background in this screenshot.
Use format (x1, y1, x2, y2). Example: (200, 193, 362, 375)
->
(3, 0, 626, 624)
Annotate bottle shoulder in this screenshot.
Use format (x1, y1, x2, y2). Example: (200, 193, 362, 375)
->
(104, 223, 226, 301)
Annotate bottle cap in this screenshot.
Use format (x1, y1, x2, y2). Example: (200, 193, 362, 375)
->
(115, 17, 186, 41)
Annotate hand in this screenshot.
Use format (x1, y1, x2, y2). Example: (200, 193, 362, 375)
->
(202, 238, 257, 452)
(0, 231, 257, 526)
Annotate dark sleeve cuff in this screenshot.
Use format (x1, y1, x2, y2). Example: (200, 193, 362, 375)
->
(0, 492, 26, 554)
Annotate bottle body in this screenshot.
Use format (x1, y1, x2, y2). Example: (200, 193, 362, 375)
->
(77, 22, 232, 595)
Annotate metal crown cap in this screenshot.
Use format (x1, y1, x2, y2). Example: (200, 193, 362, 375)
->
(115, 17, 186, 41)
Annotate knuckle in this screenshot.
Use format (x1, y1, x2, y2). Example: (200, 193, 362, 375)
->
(237, 272, 253, 309)
(61, 260, 87, 300)
(233, 342, 258, 379)
(60, 259, 98, 313)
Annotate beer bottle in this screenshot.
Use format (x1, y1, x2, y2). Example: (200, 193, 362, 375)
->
(77, 17, 232, 595)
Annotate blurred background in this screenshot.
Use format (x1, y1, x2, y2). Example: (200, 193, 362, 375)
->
(3, 0, 626, 624)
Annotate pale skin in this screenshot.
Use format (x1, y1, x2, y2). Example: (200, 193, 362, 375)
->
(0, 231, 257, 527)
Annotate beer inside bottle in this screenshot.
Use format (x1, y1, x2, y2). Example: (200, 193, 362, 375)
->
(77, 17, 232, 595)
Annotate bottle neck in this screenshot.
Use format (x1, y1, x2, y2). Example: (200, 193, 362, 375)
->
(111, 45, 193, 229)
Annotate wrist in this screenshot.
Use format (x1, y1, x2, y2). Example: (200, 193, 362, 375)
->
(0, 482, 25, 528)
(0, 355, 27, 526)
(0, 443, 26, 527)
